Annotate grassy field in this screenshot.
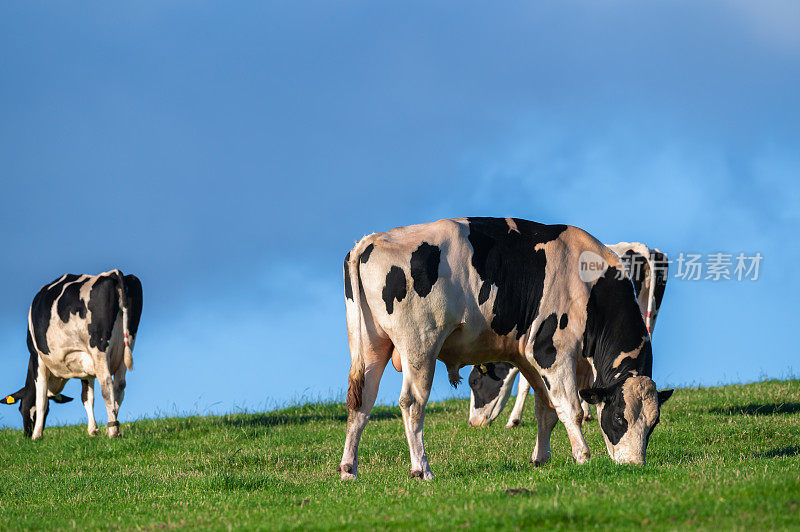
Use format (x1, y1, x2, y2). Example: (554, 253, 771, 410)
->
(1, 379, 799, 530)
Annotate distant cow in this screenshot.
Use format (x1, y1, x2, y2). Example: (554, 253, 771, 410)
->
(468, 242, 668, 428)
(1, 270, 142, 439)
(339, 218, 672, 479)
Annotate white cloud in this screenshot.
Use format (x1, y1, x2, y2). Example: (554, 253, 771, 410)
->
(726, 0, 800, 53)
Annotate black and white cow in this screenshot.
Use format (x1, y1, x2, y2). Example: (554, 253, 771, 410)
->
(468, 242, 669, 428)
(1, 270, 142, 439)
(339, 218, 672, 479)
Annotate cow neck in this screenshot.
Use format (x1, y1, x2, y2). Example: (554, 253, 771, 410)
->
(582, 267, 653, 390)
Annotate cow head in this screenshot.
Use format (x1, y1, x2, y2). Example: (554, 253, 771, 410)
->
(2, 386, 72, 438)
(467, 362, 516, 427)
(580, 376, 672, 465)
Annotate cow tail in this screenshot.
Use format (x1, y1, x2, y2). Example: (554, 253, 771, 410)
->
(346, 242, 367, 411)
(644, 252, 656, 336)
(647, 249, 668, 337)
(115, 270, 134, 370)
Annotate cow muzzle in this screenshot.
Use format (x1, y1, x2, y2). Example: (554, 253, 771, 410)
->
(609, 445, 646, 465)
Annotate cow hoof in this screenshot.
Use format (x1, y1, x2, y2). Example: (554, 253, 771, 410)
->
(530, 455, 550, 467)
(88, 428, 99, 436)
(107, 429, 121, 438)
(409, 469, 434, 480)
(573, 451, 590, 464)
(337, 464, 356, 480)
(505, 419, 521, 429)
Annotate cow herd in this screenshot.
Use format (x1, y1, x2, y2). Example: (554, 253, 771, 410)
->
(3, 216, 672, 481)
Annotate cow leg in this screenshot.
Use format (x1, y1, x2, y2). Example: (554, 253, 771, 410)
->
(340, 341, 391, 479)
(95, 357, 120, 438)
(113, 365, 127, 412)
(530, 377, 559, 465)
(543, 364, 591, 464)
(506, 374, 531, 428)
(577, 362, 594, 423)
(581, 400, 593, 424)
(31, 363, 49, 440)
(398, 354, 437, 480)
(81, 379, 98, 436)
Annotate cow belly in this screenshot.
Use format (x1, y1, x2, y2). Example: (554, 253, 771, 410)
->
(438, 326, 522, 367)
(40, 350, 96, 379)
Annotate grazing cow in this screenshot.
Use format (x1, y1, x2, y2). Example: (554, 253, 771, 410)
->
(468, 242, 668, 428)
(1, 270, 142, 439)
(339, 218, 672, 479)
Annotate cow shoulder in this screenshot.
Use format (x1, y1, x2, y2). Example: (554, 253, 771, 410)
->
(465, 217, 567, 339)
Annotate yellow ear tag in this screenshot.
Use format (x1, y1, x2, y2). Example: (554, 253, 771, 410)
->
(5, 396, 15, 404)
(478, 364, 488, 375)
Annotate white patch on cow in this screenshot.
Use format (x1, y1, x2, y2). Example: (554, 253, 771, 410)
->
(46, 274, 68, 290)
(611, 337, 646, 368)
(505, 218, 520, 233)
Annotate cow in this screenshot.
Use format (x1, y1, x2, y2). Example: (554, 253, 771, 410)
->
(338, 217, 672, 480)
(468, 242, 669, 428)
(1, 270, 143, 440)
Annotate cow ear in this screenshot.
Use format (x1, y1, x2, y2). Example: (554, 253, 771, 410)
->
(50, 394, 73, 404)
(657, 389, 674, 405)
(580, 386, 611, 405)
(1, 388, 26, 405)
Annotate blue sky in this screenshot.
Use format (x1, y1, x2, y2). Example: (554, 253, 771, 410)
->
(1, 1, 798, 430)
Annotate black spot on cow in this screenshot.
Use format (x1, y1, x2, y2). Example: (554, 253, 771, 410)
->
(559, 313, 568, 330)
(466, 218, 567, 339)
(542, 375, 550, 389)
(599, 387, 629, 445)
(360, 244, 374, 264)
(123, 274, 144, 336)
(468, 362, 514, 408)
(533, 313, 558, 369)
(410, 242, 441, 297)
(87, 275, 120, 352)
(343, 252, 353, 301)
(30, 274, 82, 355)
(56, 281, 87, 323)
(478, 282, 491, 304)
(620, 250, 648, 297)
(382, 266, 406, 314)
(583, 267, 652, 387)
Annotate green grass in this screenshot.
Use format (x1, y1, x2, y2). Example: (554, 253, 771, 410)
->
(1, 379, 799, 530)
